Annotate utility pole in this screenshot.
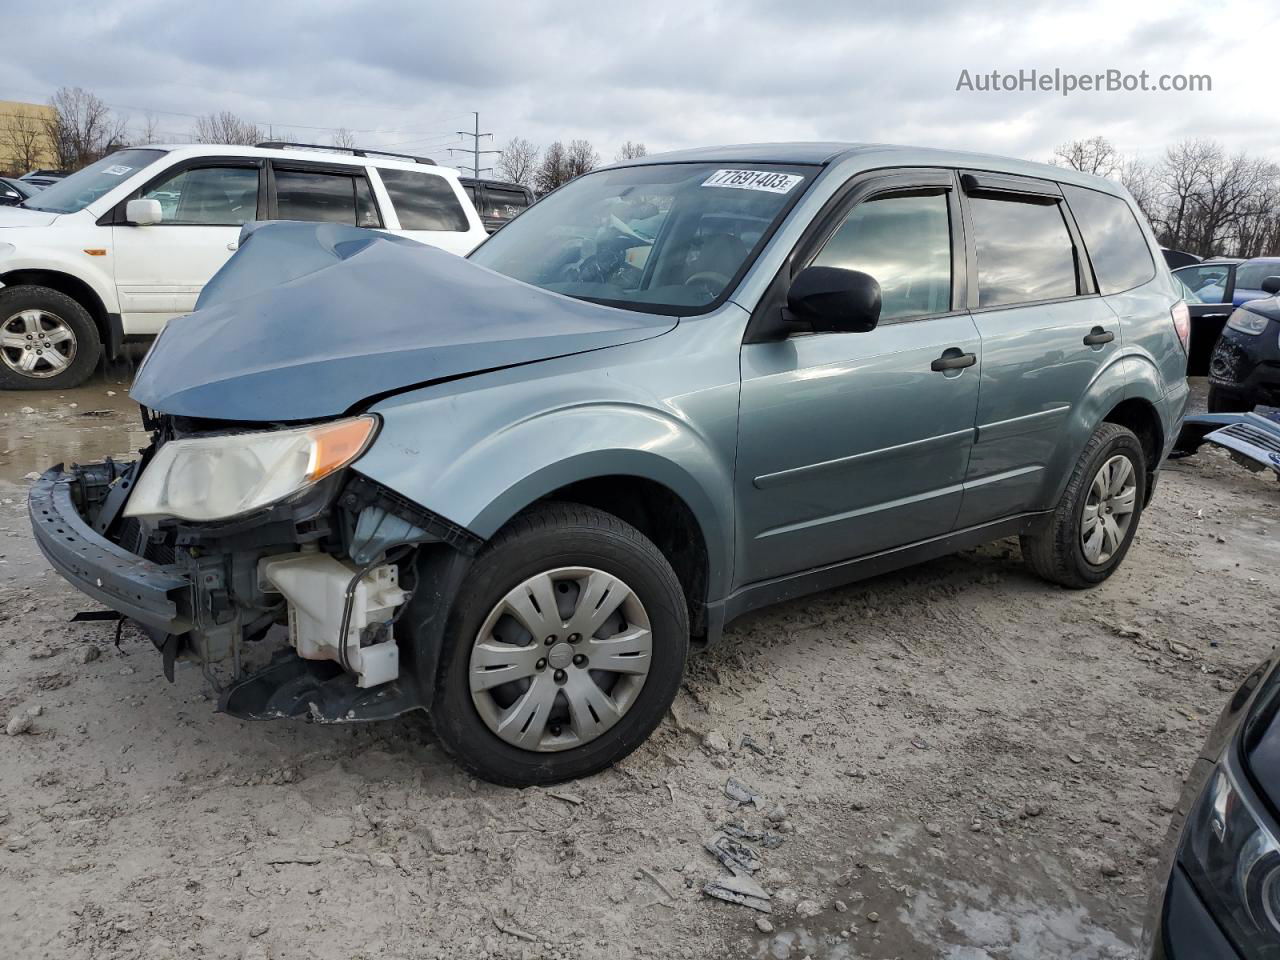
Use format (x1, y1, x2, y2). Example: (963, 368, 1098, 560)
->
(447, 112, 500, 179)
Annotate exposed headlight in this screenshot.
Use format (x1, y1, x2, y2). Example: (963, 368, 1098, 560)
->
(1182, 763, 1280, 954)
(123, 415, 378, 522)
(1227, 307, 1270, 336)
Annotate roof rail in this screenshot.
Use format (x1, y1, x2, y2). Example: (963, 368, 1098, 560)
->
(255, 141, 437, 166)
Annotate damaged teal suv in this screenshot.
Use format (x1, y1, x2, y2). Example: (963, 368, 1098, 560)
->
(30, 144, 1189, 785)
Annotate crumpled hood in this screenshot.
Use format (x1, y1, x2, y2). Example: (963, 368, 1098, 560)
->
(131, 221, 676, 422)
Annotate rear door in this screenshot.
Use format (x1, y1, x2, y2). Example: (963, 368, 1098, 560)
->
(735, 169, 981, 587)
(111, 158, 263, 333)
(1173, 262, 1236, 373)
(954, 172, 1121, 527)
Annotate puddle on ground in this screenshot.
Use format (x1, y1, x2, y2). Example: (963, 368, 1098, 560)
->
(748, 822, 1134, 960)
(0, 381, 148, 585)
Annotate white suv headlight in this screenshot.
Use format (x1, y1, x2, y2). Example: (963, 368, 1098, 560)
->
(123, 415, 378, 522)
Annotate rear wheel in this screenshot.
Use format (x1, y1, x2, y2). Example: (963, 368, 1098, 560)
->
(429, 502, 689, 786)
(1021, 423, 1147, 589)
(1207, 385, 1255, 413)
(0, 285, 100, 390)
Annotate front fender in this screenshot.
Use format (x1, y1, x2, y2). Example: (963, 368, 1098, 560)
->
(0, 245, 119, 314)
(356, 392, 737, 602)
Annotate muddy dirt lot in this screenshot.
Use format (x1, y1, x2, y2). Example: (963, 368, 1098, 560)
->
(0, 370, 1277, 960)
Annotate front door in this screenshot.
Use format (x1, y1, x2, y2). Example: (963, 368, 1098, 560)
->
(112, 160, 262, 334)
(735, 171, 981, 587)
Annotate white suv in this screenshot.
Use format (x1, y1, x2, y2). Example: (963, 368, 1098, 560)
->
(0, 142, 489, 389)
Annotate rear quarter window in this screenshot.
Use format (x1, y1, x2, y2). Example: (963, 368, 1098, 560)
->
(378, 168, 469, 231)
(1062, 184, 1156, 294)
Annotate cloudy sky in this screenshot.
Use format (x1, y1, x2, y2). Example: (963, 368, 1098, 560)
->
(2, 0, 1272, 172)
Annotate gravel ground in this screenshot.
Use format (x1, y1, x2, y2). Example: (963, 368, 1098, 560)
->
(0, 372, 1277, 960)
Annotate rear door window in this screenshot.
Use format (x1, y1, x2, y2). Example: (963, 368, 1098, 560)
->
(969, 196, 1079, 307)
(1062, 185, 1155, 294)
(484, 186, 531, 220)
(272, 166, 381, 227)
(377, 168, 469, 231)
(1173, 264, 1232, 304)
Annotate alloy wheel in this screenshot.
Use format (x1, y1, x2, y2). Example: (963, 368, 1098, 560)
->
(1081, 453, 1137, 565)
(0, 309, 78, 379)
(468, 566, 653, 752)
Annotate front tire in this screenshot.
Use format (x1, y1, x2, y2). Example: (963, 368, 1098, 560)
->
(1020, 423, 1147, 589)
(0, 285, 101, 390)
(1207, 385, 1255, 413)
(429, 502, 689, 786)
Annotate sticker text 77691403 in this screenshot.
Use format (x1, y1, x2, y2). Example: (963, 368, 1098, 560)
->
(702, 169, 805, 194)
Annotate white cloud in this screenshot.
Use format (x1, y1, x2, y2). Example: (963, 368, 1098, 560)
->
(1, 0, 1272, 170)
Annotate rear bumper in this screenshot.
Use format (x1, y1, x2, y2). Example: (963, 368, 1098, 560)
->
(28, 465, 191, 633)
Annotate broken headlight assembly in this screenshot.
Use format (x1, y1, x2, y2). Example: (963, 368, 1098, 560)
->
(124, 414, 379, 522)
(1181, 763, 1280, 956)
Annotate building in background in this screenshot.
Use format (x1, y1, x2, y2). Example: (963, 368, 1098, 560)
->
(0, 100, 57, 176)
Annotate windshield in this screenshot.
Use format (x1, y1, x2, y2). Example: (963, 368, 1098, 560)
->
(468, 162, 814, 313)
(1235, 261, 1280, 291)
(21, 149, 166, 214)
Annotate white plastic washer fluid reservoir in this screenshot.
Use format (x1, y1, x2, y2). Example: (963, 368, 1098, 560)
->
(259, 553, 407, 688)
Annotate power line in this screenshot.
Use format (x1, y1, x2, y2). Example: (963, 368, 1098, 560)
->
(446, 112, 501, 179)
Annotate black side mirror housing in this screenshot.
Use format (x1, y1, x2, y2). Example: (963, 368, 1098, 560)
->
(786, 266, 881, 334)
(1262, 276, 1280, 296)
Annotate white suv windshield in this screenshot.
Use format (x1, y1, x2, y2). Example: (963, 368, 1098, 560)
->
(22, 149, 166, 214)
(469, 162, 814, 314)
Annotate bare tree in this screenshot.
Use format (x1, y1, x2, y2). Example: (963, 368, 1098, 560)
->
(45, 86, 126, 171)
(2, 110, 48, 175)
(1117, 156, 1158, 226)
(497, 137, 539, 186)
(565, 139, 600, 179)
(133, 111, 161, 146)
(331, 127, 356, 149)
(194, 111, 262, 146)
(1050, 136, 1120, 178)
(535, 141, 571, 193)
(615, 140, 647, 161)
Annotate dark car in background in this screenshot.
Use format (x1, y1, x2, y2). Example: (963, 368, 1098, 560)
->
(459, 177, 534, 232)
(0, 176, 41, 207)
(1163, 248, 1202, 270)
(1143, 652, 1280, 958)
(19, 169, 68, 189)
(1207, 281, 1280, 411)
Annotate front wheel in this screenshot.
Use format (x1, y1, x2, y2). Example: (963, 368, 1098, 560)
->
(429, 502, 689, 786)
(0, 285, 101, 390)
(1207, 385, 1255, 413)
(1021, 423, 1147, 589)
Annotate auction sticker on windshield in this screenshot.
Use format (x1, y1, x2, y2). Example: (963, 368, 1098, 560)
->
(702, 169, 804, 193)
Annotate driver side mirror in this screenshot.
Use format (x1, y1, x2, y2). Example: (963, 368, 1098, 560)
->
(1262, 276, 1280, 296)
(786, 266, 881, 334)
(125, 198, 163, 225)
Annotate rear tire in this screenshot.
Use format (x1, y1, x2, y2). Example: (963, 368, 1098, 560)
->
(429, 502, 689, 786)
(1020, 423, 1147, 589)
(0, 285, 100, 390)
(1207, 385, 1255, 413)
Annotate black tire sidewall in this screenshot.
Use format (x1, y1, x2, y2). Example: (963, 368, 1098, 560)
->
(430, 509, 688, 786)
(1207, 385, 1255, 413)
(1065, 431, 1146, 583)
(0, 286, 101, 390)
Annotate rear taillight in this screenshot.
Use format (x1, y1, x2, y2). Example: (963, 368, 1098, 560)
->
(1172, 301, 1191, 355)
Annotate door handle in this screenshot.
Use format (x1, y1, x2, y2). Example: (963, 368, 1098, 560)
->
(1083, 328, 1115, 346)
(226, 242, 239, 251)
(930, 351, 977, 372)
